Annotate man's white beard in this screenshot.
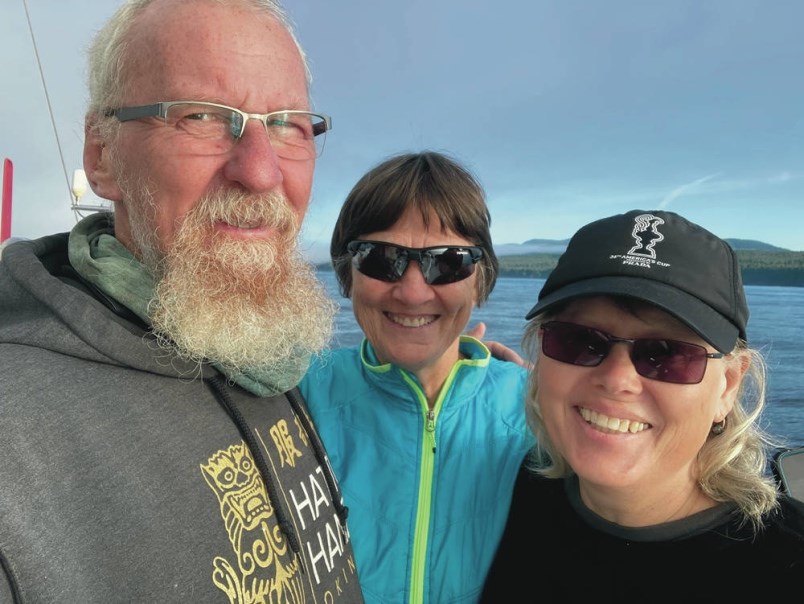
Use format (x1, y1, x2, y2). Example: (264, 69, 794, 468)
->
(125, 185, 335, 375)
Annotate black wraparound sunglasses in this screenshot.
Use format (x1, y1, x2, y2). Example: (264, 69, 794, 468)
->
(346, 240, 484, 285)
(540, 320, 725, 385)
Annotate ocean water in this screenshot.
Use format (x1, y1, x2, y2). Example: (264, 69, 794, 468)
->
(320, 273, 804, 446)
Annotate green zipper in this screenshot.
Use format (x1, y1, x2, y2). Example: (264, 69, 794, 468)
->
(403, 360, 463, 604)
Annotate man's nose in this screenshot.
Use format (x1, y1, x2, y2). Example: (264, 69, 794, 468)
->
(222, 120, 284, 193)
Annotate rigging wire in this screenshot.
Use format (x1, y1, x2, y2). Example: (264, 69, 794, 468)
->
(22, 0, 108, 216)
(22, 0, 74, 206)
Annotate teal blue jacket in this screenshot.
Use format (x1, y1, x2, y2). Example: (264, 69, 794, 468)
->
(299, 336, 534, 603)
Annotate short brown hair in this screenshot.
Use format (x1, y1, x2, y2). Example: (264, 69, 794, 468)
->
(330, 151, 499, 303)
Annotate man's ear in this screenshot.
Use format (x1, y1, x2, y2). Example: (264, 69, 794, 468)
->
(83, 116, 123, 203)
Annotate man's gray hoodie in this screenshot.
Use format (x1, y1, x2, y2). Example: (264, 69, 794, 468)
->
(0, 233, 363, 603)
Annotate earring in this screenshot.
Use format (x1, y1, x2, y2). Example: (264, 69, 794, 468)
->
(711, 418, 726, 435)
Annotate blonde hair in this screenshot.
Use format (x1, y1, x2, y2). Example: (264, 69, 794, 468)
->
(522, 309, 783, 534)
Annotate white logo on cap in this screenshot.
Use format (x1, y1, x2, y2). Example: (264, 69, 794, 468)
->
(628, 213, 664, 258)
(608, 213, 671, 269)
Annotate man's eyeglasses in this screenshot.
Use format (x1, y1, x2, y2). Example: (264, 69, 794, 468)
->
(346, 240, 484, 285)
(540, 320, 725, 385)
(104, 101, 331, 161)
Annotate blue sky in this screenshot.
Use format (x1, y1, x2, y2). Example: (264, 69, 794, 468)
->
(2, 0, 803, 261)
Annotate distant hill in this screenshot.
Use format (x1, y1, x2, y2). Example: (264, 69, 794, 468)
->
(723, 239, 788, 252)
(494, 239, 570, 256)
(312, 238, 804, 287)
(493, 241, 804, 287)
(494, 238, 790, 256)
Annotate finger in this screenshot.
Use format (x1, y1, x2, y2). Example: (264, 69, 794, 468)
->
(486, 341, 532, 369)
(465, 321, 486, 339)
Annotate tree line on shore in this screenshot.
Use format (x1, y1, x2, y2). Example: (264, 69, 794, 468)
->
(495, 250, 804, 287)
(315, 249, 804, 287)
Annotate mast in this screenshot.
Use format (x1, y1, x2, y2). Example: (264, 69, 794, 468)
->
(21, 0, 110, 226)
(1, 159, 12, 244)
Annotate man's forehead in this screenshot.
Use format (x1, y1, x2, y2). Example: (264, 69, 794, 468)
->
(127, 1, 296, 63)
(123, 1, 308, 107)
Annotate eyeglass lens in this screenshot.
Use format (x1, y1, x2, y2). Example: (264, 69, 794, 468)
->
(347, 241, 482, 285)
(164, 103, 325, 160)
(540, 320, 714, 384)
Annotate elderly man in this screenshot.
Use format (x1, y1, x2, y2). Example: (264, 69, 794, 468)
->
(0, 1, 363, 601)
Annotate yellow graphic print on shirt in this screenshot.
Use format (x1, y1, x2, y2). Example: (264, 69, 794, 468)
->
(270, 418, 302, 469)
(201, 441, 303, 604)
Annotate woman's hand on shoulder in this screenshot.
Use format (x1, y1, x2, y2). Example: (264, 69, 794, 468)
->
(465, 322, 532, 369)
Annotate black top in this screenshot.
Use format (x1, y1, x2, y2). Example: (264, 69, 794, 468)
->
(481, 466, 804, 602)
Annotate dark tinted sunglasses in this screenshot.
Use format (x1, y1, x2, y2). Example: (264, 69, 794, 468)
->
(346, 240, 484, 285)
(540, 320, 725, 385)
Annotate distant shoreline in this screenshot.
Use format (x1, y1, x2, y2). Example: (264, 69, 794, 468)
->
(315, 249, 804, 288)
(316, 265, 804, 288)
(493, 270, 804, 288)
(490, 250, 804, 288)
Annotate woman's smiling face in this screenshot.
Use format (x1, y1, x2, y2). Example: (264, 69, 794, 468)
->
(350, 207, 478, 381)
(537, 296, 742, 494)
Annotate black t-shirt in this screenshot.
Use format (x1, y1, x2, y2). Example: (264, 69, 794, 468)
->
(481, 467, 804, 602)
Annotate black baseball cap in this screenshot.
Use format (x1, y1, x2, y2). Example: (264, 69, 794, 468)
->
(525, 210, 749, 352)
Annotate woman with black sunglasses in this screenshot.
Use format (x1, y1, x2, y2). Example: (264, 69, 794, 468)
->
(481, 210, 804, 600)
(298, 151, 534, 603)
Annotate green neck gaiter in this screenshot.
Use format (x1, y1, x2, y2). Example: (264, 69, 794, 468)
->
(67, 213, 308, 396)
